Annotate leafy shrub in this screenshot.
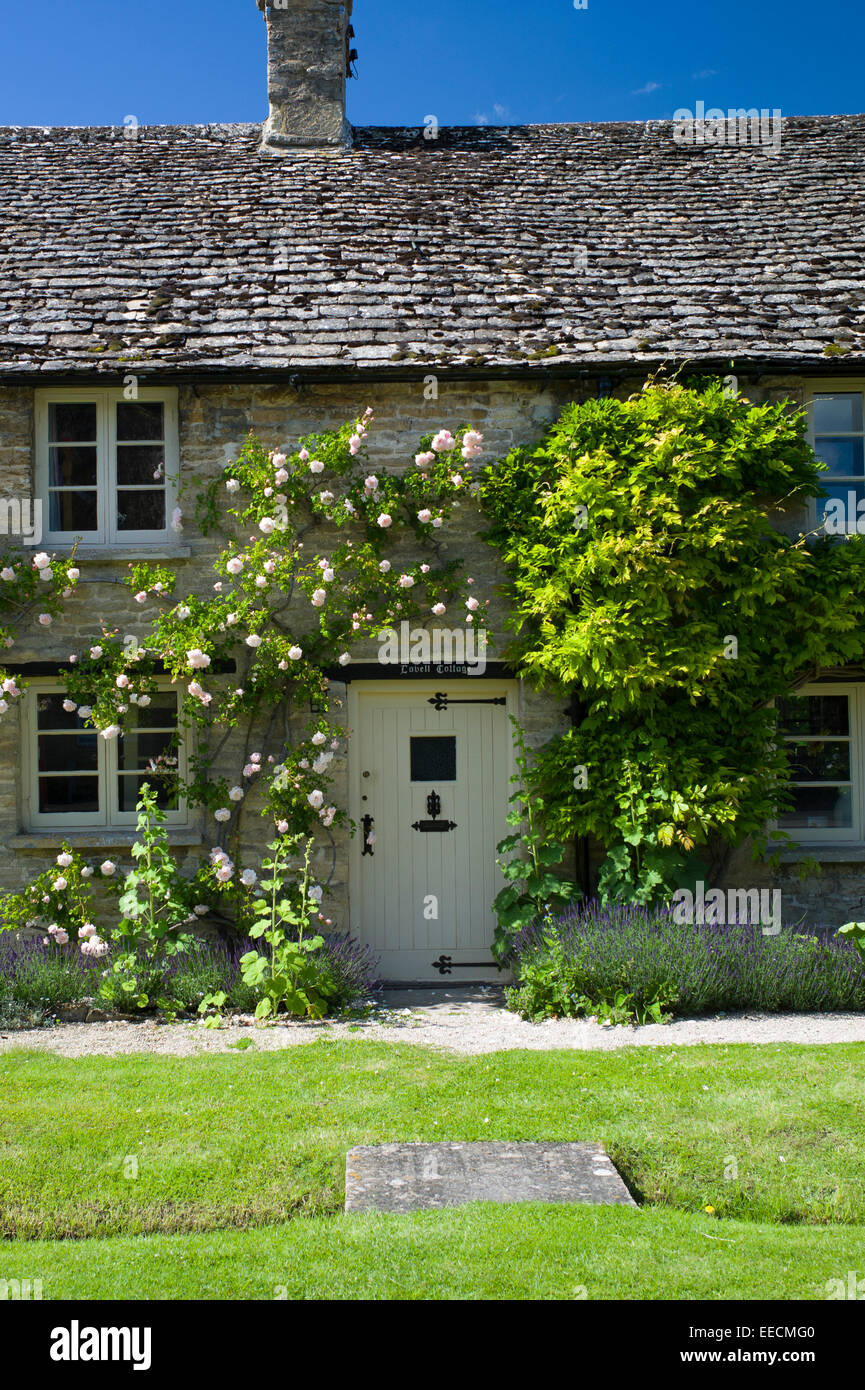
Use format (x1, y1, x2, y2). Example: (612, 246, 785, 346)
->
(506, 903, 865, 1021)
(492, 719, 580, 959)
(480, 380, 865, 903)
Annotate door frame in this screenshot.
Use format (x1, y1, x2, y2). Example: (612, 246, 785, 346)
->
(347, 676, 520, 983)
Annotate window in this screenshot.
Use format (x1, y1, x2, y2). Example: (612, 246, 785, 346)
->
(25, 682, 186, 829)
(776, 685, 862, 842)
(35, 389, 179, 546)
(410, 736, 457, 781)
(807, 388, 865, 534)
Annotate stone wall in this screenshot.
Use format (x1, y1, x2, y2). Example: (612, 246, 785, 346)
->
(0, 375, 590, 925)
(2, 370, 863, 930)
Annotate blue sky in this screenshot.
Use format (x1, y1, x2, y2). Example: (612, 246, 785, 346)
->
(2, 0, 862, 128)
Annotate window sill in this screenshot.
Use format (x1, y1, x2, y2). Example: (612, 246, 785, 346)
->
(46, 545, 192, 562)
(778, 843, 865, 863)
(10, 829, 202, 852)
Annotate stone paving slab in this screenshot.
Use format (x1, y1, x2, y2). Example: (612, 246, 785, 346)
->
(344, 1141, 636, 1213)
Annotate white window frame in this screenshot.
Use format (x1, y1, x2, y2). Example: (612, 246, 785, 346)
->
(35, 387, 179, 547)
(804, 380, 865, 534)
(774, 682, 864, 844)
(23, 679, 188, 830)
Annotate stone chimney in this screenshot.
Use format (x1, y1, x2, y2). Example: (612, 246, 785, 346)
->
(257, 0, 354, 156)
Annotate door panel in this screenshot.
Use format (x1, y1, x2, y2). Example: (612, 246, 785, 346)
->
(350, 681, 516, 982)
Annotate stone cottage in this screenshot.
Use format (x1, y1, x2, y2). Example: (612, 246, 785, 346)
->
(1, 0, 864, 978)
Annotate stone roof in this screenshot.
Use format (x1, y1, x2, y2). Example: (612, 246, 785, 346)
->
(0, 116, 863, 379)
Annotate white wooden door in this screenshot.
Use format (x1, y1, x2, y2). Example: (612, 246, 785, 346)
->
(349, 680, 517, 982)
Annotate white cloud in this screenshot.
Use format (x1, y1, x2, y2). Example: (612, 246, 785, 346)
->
(633, 81, 662, 96)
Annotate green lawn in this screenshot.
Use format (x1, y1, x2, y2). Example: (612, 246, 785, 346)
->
(1, 1041, 863, 1242)
(0, 1206, 859, 1301)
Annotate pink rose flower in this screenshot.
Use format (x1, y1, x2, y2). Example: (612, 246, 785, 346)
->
(432, 430, 456, 452)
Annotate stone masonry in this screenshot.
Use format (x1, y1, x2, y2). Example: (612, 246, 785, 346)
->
(2, 371, 863, 931)
(257, 0, 354, 155)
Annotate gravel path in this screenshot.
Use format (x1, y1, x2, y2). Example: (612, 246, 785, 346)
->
(2, 988, 865, 1057)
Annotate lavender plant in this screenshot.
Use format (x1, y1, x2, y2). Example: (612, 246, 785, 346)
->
(507, 902, 865, 1021)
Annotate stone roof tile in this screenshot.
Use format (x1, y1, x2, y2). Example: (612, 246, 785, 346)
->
(0, 117, 863, 376)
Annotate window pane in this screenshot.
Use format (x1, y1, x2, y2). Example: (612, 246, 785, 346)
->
(48, 402, 97, 443)
(777, 695, 849, 737)
(410, 736, 457, 781)
(117, 775, 175, 813)
(116, 402, 164, 442)
(778, 785, 853, 830)
(118, 731, 176, 772)
(38, 733, 98, 774)
(136, 695, 179, 729)
(813, 394, 863, 435)
(36, 695, 94, 732)
(39, 776, 100, 815)
(116, 445, 166, 487)
(786, 741, 850, 782)
(49, 490, 98, 532)
(813, 438, 864, 477)
(49, 445, 98, 488)
(116, 490, 166, 531)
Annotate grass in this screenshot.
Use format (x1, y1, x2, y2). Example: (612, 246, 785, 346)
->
(1, 1041, 863, 1241)
(0, 1205, 860, 1301)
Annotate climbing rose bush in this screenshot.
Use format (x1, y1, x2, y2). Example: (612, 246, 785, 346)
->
(0, 549, 80, 713)
(0, 842, 116, 955)
(55, 411, 488, 908)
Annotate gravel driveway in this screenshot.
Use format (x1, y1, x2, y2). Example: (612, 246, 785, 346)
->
(2, 987, 865, 1057)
